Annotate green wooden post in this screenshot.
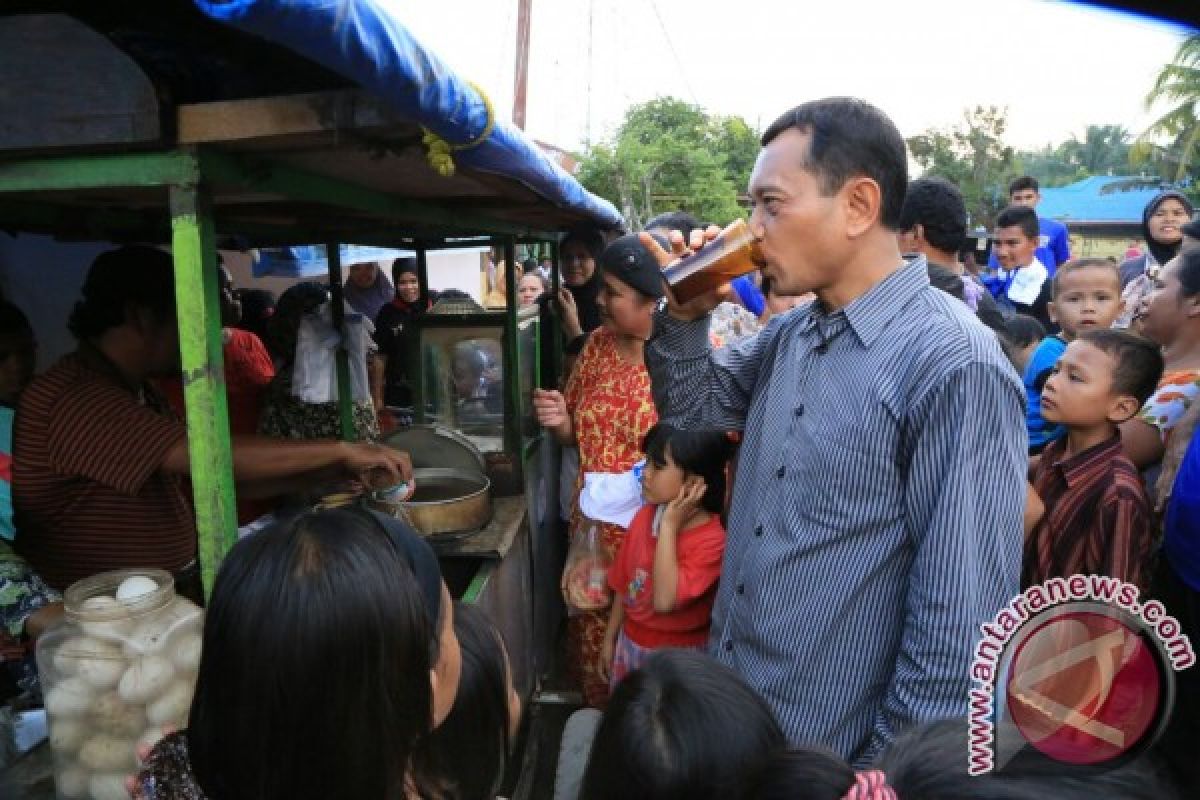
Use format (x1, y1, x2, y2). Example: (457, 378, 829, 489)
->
(549, 239, 563, 389)
(412, 245, 429, 425)
(168, 181, 237, 599)
(502, 238, 521, 456)
(326, 244, 357, 442)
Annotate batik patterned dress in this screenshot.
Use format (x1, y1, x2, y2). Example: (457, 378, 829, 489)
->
(564, 327, 657, 706)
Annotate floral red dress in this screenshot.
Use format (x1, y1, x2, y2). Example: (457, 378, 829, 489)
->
(564, 327, 657, 706)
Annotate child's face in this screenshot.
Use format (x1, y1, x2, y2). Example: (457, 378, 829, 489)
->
(1041, 340, 1135, 428)
(641, 446, 686, 505)
(992, 225, 1038, 270)
(1049, 266, 1123, 339)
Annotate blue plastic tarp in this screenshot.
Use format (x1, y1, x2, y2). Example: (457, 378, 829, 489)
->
(252, 244, 413, 278)
(193, 0, 622, 231)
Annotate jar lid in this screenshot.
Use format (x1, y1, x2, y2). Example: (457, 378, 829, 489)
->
(381, 423, 486, 475)
(64, 569, 175, 622)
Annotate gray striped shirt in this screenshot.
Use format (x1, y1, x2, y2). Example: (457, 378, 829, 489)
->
(645, 256, 1026, 765)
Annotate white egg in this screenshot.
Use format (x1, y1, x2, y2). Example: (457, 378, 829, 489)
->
(89, 773, 132, 800)
(146, 680, 194, 727)
(79, 734, 135, 771)
(137, 726, 167, 758)
(44, 677, 93, 717)
(118, 655, 175, 704)
(79, 596, 133, 639)
(55, 765, 88, 798)
(116, 575, 160, 602)
(47, 717, 86, 754)
(170, 632, 203, 672)
(91, 692, 146, 737)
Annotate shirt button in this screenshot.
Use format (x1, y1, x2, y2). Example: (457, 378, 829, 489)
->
(776, 465, 786, 479)
(754, 525, 763, 537)
(736, 583, 745, 595)
(795, 404, 805, 417)
(723, 640, 733, 652)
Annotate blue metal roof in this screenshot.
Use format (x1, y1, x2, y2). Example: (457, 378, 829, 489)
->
(1037, 176, 1163, 225)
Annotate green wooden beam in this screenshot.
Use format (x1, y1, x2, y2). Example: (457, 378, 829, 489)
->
(502, 238, 522, 457)
(0, 151, 199, 193)
(169, 183, 237, 599)
(462, 560, 496, 605)
(325, 243, 357, 442)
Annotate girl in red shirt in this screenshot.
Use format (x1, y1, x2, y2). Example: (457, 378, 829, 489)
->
(601, 424, 733, 691)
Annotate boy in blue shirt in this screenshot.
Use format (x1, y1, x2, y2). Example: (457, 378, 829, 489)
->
(988, 176, 1071, 276)
(1025, 258, 1124, 454)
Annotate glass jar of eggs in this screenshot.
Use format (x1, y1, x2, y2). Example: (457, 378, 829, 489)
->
(35, 569, 203, 800)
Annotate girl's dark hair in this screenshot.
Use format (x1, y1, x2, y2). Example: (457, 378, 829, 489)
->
(68, 246, 178, 340)
(416, 603, 513, 800)
(877, 719, 1180, 799)
(561, 225, 606, 262)
(580, 650, 786, 800)
(642, 424, 735, 514)
(751, 748, 855, 800)
(187, 509, 433, 800)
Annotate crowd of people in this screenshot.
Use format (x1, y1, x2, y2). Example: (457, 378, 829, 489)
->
(1, 92, 1199, 800)
(537, 97, 1200, 797)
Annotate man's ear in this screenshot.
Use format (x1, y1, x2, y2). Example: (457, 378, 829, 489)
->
(1107, 393, 1142, 425)
(1185, 293, 1200, 319)
(842, 177, 882, 239)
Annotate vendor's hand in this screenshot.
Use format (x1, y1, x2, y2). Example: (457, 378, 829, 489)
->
(599, 632, 617, 683)
(639, 226, 725, 322)
(556, 288, 583, 340)
(125, 725, 177, 799)
(662, 476, 706, 531)
(533, 389, 569, 431)
(343, 442, 413, 488)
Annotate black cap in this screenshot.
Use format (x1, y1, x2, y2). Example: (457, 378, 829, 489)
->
(598, 233, 668, 299)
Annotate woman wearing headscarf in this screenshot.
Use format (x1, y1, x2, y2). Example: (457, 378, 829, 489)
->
(343, 260, 395, 322)
(556, 226, 607, 354)
(372, 258, 433, 413)
(1116, 190, 1194, 328)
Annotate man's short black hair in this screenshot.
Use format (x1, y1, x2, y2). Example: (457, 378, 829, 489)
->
(898, 177, 967, 254)
(1009, 176, 1039, 195)
(67, 245, 177, 340)
(1077, 329, 1164, 406)
(761, 98, 908, 229)
(995, 205, 1040, 241)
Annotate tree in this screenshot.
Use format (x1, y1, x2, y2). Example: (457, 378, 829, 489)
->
(575, 97, 760, 230)
(1134, 34, 1200, 186)
(907, 106, 1015, 227)
(1014, 124, 1134, 189)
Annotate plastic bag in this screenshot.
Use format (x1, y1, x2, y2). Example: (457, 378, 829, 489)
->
(291, 301, 374, 404)
(561, 516, 612, 614)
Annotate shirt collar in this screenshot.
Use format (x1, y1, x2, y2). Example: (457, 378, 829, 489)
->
(1050, 435, 1123, 488)
(837, 255, 930, 348)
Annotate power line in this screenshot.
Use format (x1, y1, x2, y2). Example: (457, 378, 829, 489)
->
(644, 0, 699, 106)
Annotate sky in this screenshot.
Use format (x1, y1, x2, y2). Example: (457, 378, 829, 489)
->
(386, 0, 1194, 155)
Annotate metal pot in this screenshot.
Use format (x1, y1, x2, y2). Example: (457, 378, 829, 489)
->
(401, 467, 492, 536)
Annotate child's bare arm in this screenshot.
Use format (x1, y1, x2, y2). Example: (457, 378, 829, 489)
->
(600, 601, 624, 682)
(654, 478, 706, 613)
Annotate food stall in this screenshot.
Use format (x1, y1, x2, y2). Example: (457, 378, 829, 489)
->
(0, 1, 620, 794)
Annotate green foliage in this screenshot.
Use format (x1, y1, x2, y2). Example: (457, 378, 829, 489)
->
(1014, 125, 1133, 188)
(1135, 33, 1200, 187)
(907, 106, 1014, 228)
(574, 97, 760, 230)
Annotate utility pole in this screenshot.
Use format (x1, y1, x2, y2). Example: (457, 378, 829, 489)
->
(513, 0, 532, 129)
